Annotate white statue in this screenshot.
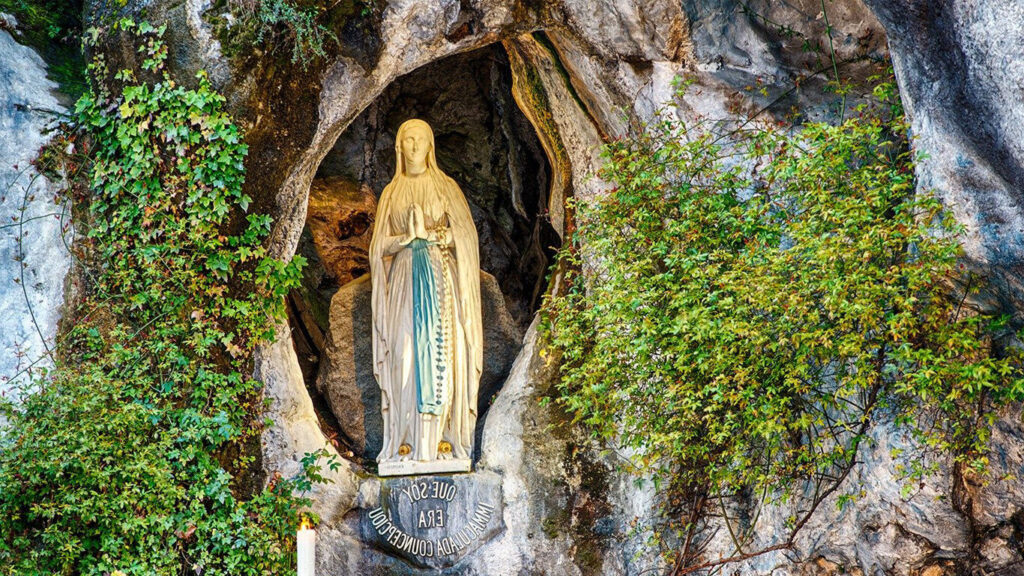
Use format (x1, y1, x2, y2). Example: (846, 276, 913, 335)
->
(369, 119, 482, 476)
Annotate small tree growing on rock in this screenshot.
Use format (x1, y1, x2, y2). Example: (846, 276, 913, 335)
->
(542, 77, 1024, 573)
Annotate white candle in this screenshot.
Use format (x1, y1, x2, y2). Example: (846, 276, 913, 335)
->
(297, 520, 316, 576)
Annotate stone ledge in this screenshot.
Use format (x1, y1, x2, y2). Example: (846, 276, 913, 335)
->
(379, 458, 473, 477)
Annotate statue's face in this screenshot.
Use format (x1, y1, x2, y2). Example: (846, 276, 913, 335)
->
(401, 125, 431, 174)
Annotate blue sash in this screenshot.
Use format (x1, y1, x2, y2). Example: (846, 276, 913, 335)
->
(411, 239, 444, 415)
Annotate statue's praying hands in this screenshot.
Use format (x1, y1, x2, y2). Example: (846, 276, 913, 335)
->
(399, 203, 429, 246)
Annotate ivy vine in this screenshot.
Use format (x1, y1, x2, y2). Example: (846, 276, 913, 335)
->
(0, 18, 334, 575)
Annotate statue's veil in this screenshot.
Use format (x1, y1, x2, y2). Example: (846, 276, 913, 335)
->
(369, 119, 483, 450)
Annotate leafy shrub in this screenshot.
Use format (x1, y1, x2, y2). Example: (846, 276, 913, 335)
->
(0, 19, 332, 575)
(220, 0, 375, 68)
(542, 78, 1024, 565)
(249, 0, 336, 65)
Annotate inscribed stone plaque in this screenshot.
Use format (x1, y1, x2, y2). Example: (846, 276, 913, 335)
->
(360, 471, 504, 569)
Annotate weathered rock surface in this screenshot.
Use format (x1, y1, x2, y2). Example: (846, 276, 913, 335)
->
(0, 23, 71, 399)
(686, 407, 1024, 576)
(257, 317, 361, 525)
(306, 176, 377, 286)
(316, 271, 523, 462)
(695, 418, 965, 575)
(286, 177, 376, 388)
(863, 0, 1024, 326)
(466, 319, 664, 576)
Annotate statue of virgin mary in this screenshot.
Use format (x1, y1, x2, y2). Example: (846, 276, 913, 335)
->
(369, 119, 482, 476)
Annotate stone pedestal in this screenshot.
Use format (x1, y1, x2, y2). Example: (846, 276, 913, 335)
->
(360, 471, 504, 570)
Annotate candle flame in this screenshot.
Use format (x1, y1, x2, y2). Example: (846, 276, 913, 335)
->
(299, 517, 313, 531)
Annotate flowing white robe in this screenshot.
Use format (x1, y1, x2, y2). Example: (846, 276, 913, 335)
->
(370, 171, 482, 464)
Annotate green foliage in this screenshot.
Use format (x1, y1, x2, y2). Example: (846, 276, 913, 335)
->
(217, 0, 375, 68)
(0, 0, 85, 97)
(0, 19, 332, 575)
(252, 0, 337, 65)
(542, 78, 1024, 510)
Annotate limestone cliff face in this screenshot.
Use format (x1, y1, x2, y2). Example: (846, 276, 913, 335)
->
(2, 0, 1018, 573)
(863, 0, 1024, 325)
(0, 22, 72, 403)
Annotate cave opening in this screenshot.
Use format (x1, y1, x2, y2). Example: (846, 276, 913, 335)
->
(286, 42, 561, 468)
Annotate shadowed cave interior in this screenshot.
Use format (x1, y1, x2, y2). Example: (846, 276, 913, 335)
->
(286, 42, 560, 467)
